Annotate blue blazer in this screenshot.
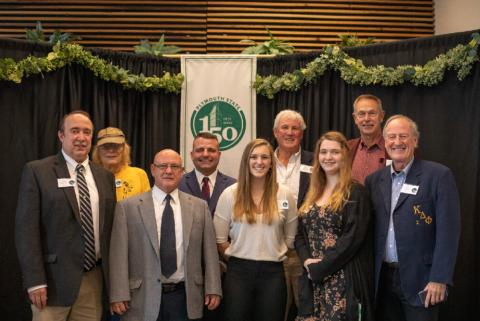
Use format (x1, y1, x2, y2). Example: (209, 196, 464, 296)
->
(365, 158, 460, 306)
(179, 170, 236, 215)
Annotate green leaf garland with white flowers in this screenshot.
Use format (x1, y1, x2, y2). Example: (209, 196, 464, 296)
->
(0, 33, 479, 98)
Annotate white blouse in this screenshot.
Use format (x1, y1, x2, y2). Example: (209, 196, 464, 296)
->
(214, 183, 298, 262)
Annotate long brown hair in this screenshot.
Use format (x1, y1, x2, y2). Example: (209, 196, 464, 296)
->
(233, 138, 279, 224)
(299, 131, 352, 214)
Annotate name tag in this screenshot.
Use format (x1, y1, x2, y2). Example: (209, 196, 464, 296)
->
(58, 178, 75, 188)
(386, 159, 393, 167)
(401, 183, 419, 195)
(115, 179, 122, 188)
(300, 164, 313, 174)
(279, 200, 289, 209)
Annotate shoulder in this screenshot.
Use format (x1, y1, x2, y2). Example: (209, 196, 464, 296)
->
(26, 154, 58, 169)
(349, 181, 368, 199)
(119, 190, 151, 206)
(417, 159, 451, 174)
(178, 190, 206, 206)
(347, 137, 360, 145)
(218, 171, 237, 184)
(301, 150, 314, 164)
(126, 166, 148, 175)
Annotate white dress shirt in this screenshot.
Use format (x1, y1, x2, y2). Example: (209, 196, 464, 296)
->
(194, 169, 218, 197)
(152, 186, 185, 283)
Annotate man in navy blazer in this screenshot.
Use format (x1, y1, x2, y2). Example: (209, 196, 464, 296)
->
(365, 115, 460, 321)
(179, 132, 236, 216)
(179, 132, 235, 321)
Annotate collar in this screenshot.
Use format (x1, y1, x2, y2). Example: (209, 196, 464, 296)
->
(274, 147, 301, 164)
(390, 157, 414, 177)
(194, 168, 218, 185)
(360, 135, 385, 150)
(62, 149, 90, 170)
(152, 185, 179, 204)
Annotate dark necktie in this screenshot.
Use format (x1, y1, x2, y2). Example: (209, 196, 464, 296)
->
(160, 194, 177, 278)
(201, 176, 210, 202)
(75, 164, 96, 271)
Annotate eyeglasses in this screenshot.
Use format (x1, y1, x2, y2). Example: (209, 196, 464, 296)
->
(354, 111, 379, 119)
(153, 163, 183, 171)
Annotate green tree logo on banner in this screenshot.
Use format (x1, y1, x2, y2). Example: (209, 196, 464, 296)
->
(191, 97, 246, 151)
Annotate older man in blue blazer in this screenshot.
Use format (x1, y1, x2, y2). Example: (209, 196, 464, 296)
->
(365, 115, 460, 321)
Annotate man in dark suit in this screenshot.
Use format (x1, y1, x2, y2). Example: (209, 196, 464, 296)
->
(179, 132, 236, 216)
(348, 94, 388, 184)
(178, 132, 235, 321)
(365, 115, 460, 321)
(272, 109, 313, 321)
(109, 149, 222, 321)
(15, 110, 116, 321)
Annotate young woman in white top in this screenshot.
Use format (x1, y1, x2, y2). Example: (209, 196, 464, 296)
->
(214, 138, 298, 321)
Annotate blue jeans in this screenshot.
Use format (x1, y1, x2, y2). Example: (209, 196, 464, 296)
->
(223, 257, 286, 321)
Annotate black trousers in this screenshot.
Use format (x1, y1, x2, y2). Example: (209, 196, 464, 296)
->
(376, 263, 439, 321)
(223, 257, 287, 321)
(157, 284, 190, 321)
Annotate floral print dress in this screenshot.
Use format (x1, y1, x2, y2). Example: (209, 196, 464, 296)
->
(296, 205, 347, 321)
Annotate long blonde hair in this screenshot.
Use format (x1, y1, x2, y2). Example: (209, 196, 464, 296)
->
(233, 139, 279, 224)
(299, 131, 353, 214)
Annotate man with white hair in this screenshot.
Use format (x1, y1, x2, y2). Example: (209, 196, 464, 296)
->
(273, 109, 313, 321)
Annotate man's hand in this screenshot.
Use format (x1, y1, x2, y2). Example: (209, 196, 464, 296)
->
(29, 287, 47, 310)
(205, 294, 221, 310)
(110, 301, 130, 315)
(423, 282, 447, 308)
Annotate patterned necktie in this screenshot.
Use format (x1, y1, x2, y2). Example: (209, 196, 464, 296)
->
(201, 176, 210, 202)
(160, 194, 177, 278)
(75, 164, 96, 271)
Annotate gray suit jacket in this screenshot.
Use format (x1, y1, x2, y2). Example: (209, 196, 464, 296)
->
(15, 152, 116, 306)
(109, 190, 222, 321)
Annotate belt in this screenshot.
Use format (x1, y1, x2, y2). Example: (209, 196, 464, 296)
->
(383, 261, 399, 269)
(162, 282, 184, 293)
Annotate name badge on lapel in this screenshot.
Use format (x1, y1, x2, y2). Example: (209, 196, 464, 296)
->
(300, 164, 313, 174)
(279, 200, 289, 209)
(401, 183, 419, 195)
(58, 178, 75, 188)
(115, 179, 122, 188)
(386, 159, 393, 167)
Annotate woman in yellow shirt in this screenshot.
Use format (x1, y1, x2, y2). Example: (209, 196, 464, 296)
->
(92, 127, 150, 201)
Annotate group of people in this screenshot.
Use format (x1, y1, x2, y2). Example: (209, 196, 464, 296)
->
(15, 94, 460, 321)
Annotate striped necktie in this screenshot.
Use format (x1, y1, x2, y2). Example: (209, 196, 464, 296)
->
(76, 164, 96, 271)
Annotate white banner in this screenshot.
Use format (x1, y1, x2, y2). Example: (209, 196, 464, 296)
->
(180, 55, 257, 178)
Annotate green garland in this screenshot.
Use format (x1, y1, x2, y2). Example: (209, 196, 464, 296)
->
(0, 42, 184, 93)
(1, 33, 479, 98)
(254, 33, 480, 98)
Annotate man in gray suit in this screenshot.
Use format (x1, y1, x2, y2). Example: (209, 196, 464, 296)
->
(109, 149, 222, 321)
(15, 110, 116, 321)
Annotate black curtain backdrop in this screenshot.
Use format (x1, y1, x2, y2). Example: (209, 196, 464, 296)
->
(1, 29, 479, 320)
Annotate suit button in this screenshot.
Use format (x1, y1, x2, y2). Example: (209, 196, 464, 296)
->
(157, 279, 161, 282)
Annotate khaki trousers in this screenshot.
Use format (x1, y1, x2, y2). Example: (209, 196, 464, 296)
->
(283, 249, 303, 321)
(31, 266, 103, 321)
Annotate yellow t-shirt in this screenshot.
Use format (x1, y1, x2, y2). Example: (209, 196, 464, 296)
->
(114, 166, 151, 201)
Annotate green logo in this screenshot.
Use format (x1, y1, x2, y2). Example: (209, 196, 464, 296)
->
(191, 97, 246, 151)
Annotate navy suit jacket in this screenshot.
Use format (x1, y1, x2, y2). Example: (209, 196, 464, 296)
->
(365, 158, 460, 306)
(179, 169, 236, 215)
(298, 150, 314, 209)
